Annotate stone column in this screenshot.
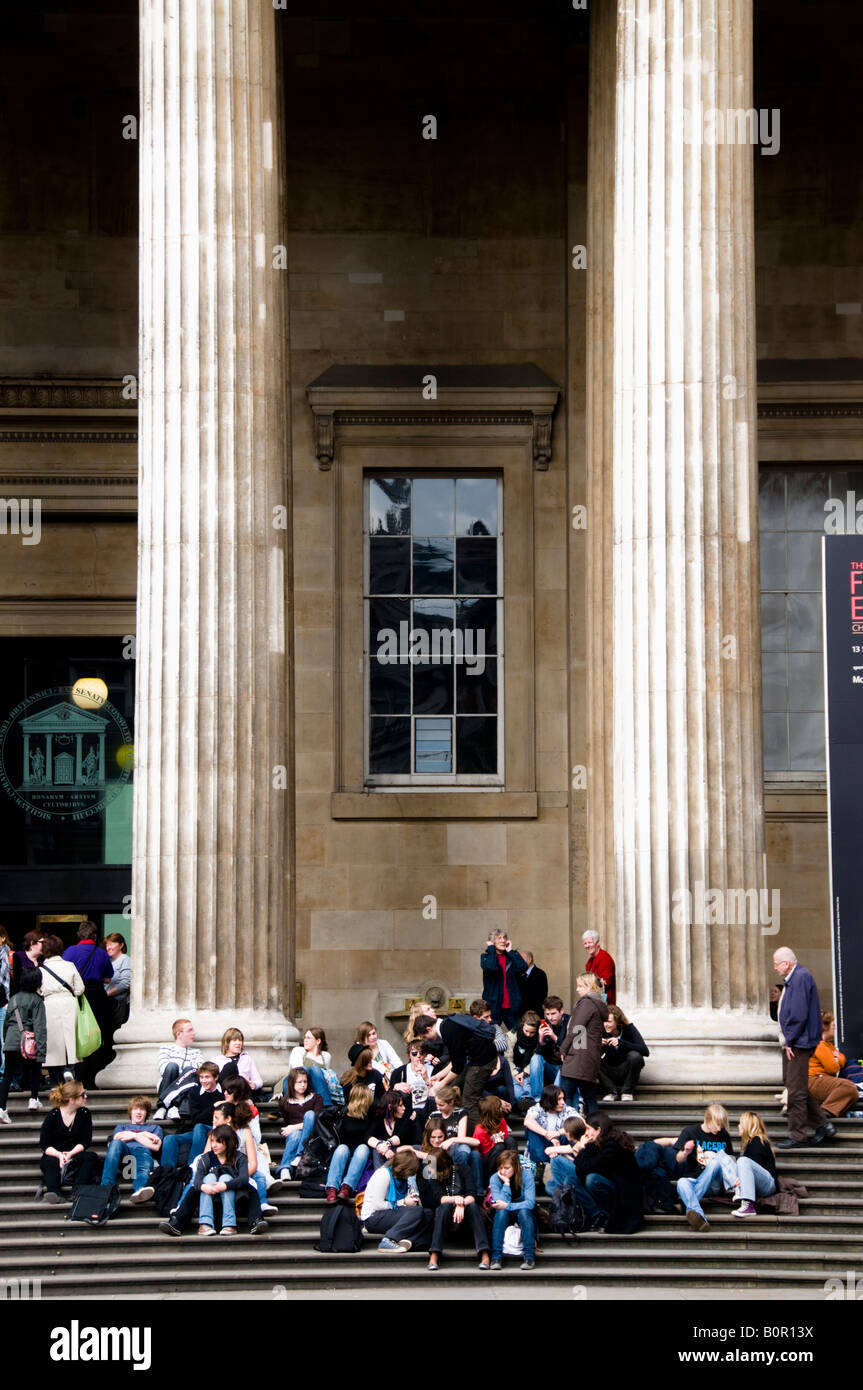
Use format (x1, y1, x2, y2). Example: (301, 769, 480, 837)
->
(107, 0, 296, 1084)
(587, 0, 776, 1079)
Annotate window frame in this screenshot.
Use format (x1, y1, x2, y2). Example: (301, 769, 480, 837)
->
(362, 470, 505, 788)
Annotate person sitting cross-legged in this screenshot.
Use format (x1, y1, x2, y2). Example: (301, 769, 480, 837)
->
(100, 1095, 163, 1204)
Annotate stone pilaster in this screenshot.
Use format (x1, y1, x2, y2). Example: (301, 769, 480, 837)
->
(587, 0, 775, 1079)
(107, 0, 296, 1084)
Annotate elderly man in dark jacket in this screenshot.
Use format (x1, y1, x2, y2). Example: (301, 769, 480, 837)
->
(774, 947, 833, 1148)
(480, 931, 527, 1028)
(560, 975, 609, 1115)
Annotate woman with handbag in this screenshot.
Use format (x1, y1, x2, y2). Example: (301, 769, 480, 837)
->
(38, 1078, 101, 1203)
(38, 935, 86, 1084)
(0, 969, 47, 1121)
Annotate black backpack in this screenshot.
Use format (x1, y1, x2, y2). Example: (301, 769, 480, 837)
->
(315, 1203, 364, 1253)
(152, 1163, 193, 1217)
(549, 1185, 587, 1238)
(294, 1106, 344, 1182)
(67, 1183, 122, 1227)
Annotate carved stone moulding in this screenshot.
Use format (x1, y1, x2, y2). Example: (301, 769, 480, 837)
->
(306, 363, 561, 471)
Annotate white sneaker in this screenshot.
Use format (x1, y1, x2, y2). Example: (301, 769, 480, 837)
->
(62, 1071, 74, 1081)
(152, 1106, 166, 1121)
(28, 1098, 43, 1111)
(261, 1202, 278, 1215)
(0, 1109, 10, 1125)
(620, 1093, 634, 1102)
(601, 1093, 617, 1102)
(130, 1186, 155, 1205)
(166, 1106, 181, 1121)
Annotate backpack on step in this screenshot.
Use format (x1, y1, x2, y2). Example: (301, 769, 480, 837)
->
(67, 1183, 121, 1227)
(152, 1163, 192, 1217)
(315, 1202, 364, 1252)
(549, 1185, 586, 1238)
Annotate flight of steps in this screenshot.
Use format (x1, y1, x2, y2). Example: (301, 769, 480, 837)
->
(1, 1084, 862, 1296)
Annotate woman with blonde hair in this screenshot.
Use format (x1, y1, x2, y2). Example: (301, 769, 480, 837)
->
(38, 1079, 100, 1202)
(731, 1110, 777, 1218)
(403, 1001, 436, 1050)
(559, 973, 609, 1114)
(324, 1085, 375, 1203)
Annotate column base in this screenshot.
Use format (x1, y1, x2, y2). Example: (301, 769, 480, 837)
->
(626, 1008, 781, 1086)
(98, 1009, 301, 1091)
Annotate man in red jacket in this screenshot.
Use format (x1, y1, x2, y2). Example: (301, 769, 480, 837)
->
(583, 931, 616, 1006)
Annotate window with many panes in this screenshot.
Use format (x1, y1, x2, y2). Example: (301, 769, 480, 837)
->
(759, 464, 863, 779)
(365, 474, 503, 784)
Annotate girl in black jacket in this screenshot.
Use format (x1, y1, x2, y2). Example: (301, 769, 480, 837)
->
(574, 1112, 644, 1234)
(417, 1147, 490, 1271)
(599, 1005, 649, 1101)
(160, 1125, 266, 1236)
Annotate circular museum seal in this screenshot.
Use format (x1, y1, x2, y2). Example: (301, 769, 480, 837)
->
(0, 685, 133, 821)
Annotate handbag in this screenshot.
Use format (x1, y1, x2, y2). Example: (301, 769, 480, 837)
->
(502, 1223, 523, 1256)
(40, 961, 102, 1059)
(11, 999, 38, 1061)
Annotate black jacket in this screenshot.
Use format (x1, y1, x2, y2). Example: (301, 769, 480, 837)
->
(519, 965, 549, 1018)
(439, 1014, 497, 1072)
(575, 1136, 643, 1234)
(538, 1013, 569, 1066)
(193, 1148, 250, 1191)
(417, 1162, 476, 1210)
(601, 1021, 649, 1060)
(179, 1085, 223, 1133)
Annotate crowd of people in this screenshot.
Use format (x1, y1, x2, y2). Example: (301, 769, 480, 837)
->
(1, 927, 860, 1267)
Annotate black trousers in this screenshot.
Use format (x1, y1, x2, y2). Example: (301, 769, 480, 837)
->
(78, 982, 114, 1086)
(0, 1053, 41, 1107)
(40, 1149, 101, 1194)
(363, 1205, 433, 1248)
(429, 1202, 489, 1255)
(598, 1050, 645, 1095)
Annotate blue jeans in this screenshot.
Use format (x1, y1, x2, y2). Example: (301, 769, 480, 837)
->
(278, 1111, 316, 1171)
(451, 1143, 485, 1194)
(513, 1069, 534, 1102)
(161, 1132, 195, 1169)
(101, 1139, 156, 1193)
(635, 1140, 678, 1179)
(491, 1208, 535, 1262)
(545, 1154, 575, 1196)
(584, 1172, 615, 1216)
(736, 1156, 776, 1204)
(199, 1187, 236, 1230)
(528, 1054, 560, 1100)
(677, 1152, 737, 1218)
(526, 1128, 554, 1166)
(293, 1065, 334, 1109)
(326, 1143, 370, 1191)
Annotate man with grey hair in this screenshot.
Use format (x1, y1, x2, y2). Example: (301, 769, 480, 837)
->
(582, 930, 616, 1006)
(773, 947, 834, 1148)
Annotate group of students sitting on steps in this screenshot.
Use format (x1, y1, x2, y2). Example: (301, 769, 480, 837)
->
(23, 980, 805, 1266)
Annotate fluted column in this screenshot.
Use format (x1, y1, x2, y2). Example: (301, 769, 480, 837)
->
(108, 0, 296, 1082)
(587, 0, 775, 1079)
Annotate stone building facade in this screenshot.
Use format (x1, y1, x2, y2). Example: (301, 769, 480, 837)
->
(0, 1, 860, 1081)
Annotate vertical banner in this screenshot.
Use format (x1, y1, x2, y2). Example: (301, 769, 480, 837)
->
(823, 535, 863, 1060)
